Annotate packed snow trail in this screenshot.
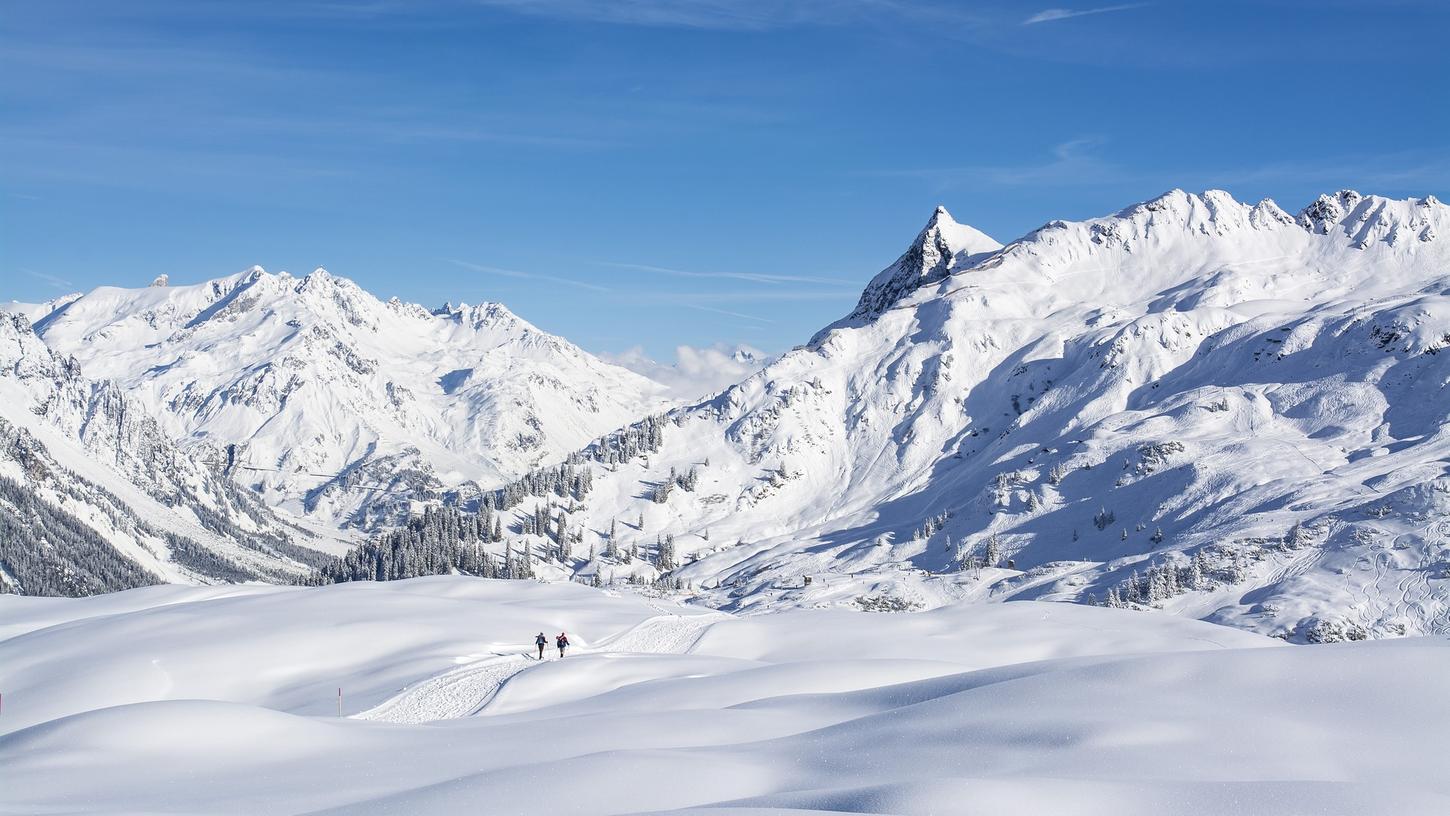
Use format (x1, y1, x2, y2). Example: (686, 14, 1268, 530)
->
(353, 611, 728, 724)
(352, 653, 531, 723)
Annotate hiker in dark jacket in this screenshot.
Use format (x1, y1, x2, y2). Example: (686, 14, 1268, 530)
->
(556, 632, 570, 658)
(535, 632, 547, 660)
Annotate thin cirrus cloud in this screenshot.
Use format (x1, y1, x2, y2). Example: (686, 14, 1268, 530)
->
(443, 259, 610, 292)
(468, 0, 946, 30)
(875, 137, 1122, 190)
(683, 303, 774, 324)
(1023, 4, 1147, 25)
(21, 268, 76, 290)
(600, 261, 853, 287)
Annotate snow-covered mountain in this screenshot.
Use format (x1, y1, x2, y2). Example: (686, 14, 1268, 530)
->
(11, 188, 1450, 642)
(476, 189, 1450, 642)
(29, 268, 670, 528)
(0, 313, 338, 595)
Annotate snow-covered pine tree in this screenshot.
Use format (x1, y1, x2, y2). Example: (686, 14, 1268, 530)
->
(1189, 550, 1207, 589)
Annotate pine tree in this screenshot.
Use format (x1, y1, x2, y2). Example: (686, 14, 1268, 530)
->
(1093, 507, 1115, 530)
(984, 534, 1001, 568)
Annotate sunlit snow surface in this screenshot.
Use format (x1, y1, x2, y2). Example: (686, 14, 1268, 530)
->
(4, 577, 1448, 815)
(11, 189, 1450, 639)
(28, 268, 669, 527)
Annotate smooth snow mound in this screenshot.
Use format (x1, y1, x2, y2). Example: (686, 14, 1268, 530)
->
(3, 578, 1445, 815)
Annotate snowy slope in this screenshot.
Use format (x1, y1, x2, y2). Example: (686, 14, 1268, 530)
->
(484, 190, 1450, 643)
(0, 313, 338, 594)
(30, 268, 670, 528)
(5, 577, 1449, 815)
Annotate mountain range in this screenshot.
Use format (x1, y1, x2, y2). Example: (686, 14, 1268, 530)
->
(6, 188, 1450, 643)
(25, 268, 669, 529)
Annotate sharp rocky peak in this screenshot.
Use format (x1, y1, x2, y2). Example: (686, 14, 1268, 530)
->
(846, 205, 1002, 321)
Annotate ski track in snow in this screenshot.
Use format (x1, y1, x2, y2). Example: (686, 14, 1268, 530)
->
(354, 612, 727, 724)
(352, 653, 531, 723)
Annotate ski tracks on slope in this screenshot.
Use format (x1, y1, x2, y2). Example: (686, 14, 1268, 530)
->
(596, 608, 725, 655)
(353, 652, 531, 723)
(353, 611, 727, 724)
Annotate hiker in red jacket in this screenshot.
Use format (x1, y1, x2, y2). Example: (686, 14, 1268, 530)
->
(555, 632, 570, 658)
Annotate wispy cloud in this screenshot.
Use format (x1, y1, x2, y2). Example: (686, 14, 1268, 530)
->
(876, 137, 1122, 189)
(1201, 151, 1450, 193)
(641, 289, 857, 305)
(443, 259, 610, 292)
(1023, 4, 1146, 25)
(600, 261, 852, 286)
(469, 0, 973, 31)
(684, 303, 774, 323)
(21, 268, 75, 290)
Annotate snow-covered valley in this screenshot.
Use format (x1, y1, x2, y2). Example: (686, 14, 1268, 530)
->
(5, 187, 1450, 815)
(2, 577, 1447, 815)
(5, 188, 1450, 648)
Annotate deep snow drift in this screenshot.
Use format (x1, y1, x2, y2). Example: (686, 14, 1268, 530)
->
(3, 577, 1448, 815)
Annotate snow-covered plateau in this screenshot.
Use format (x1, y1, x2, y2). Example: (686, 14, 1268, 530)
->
(6, 576, 1449, 816)
(5, 189, 1450, 647)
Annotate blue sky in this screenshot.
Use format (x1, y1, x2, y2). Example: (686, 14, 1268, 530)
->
(3, 0, 1447, 361)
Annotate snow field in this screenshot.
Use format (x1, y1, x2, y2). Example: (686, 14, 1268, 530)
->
(356, 609, 728, 723)
(6, 577, 1446, 815)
